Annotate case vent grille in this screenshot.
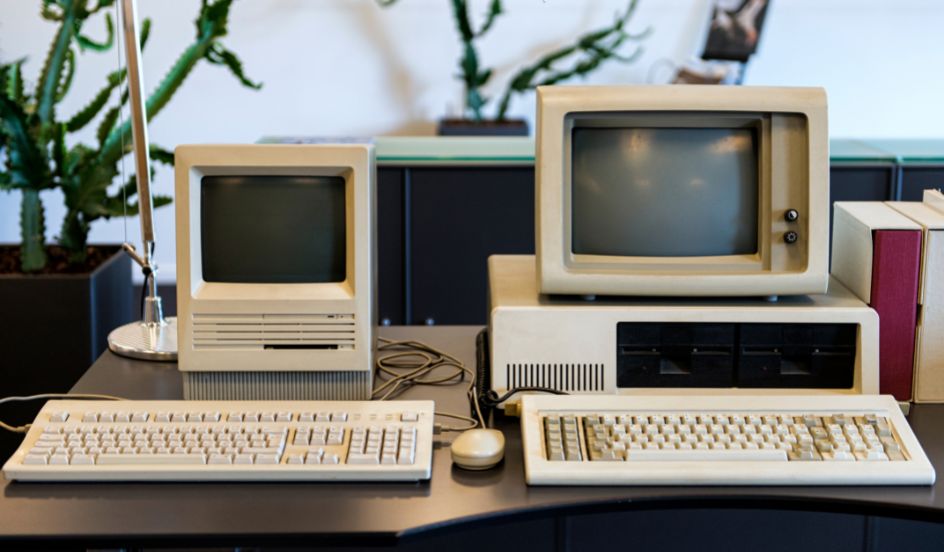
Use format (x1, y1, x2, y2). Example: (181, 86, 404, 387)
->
(505, 363, 605, 392)
(183, 371, 371, 400)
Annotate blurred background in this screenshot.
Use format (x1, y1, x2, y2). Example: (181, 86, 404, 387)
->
(1, 0, 942, 279)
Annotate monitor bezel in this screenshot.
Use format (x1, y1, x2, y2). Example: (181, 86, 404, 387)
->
(536, 85, 829, 297)
(176, 144, 374, 305)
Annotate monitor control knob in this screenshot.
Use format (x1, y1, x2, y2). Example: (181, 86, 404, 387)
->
(784, 231, 799, 244)
(784, 209, 799, 222)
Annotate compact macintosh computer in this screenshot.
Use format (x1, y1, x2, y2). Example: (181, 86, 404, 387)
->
(2, 86, 935, 486)
(173, 144, 376, 401)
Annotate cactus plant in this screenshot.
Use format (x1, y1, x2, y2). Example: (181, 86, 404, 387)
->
(377, 0, 649, 122)
(0, 0, 260, 272)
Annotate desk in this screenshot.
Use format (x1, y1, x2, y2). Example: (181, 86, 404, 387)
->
(2, 326, 943, 550)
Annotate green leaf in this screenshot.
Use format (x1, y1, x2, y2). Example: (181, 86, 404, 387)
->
(460, 43, 479, 85)
(474, 0, 503, 37)
(476, 68, 492, 87)
(36, 1, 81, 126)
(76, 12, 115, 52)
(0, 95, 49, 189)
(3, 60, 27, 102)
(494, 0, 648, 120)
(41, 1, 63, 21)
(452, 0, 473, 41)
(55, 47, 76, 101)
(66, 67, 124, 132)
(140, 17, 152, 49)
(96, 104, 119, 145)
(207, 45, 262, 89)
(149, 145, 175, 166)
(52, 122, 67, 178)
(19, 189, 48, 272)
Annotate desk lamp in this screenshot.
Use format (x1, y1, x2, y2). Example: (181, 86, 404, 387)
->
(106, 0, 177, 361)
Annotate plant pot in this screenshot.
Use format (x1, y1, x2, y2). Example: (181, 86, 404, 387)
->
(0, 245, 133, 458)
(437, 118, 529, 137)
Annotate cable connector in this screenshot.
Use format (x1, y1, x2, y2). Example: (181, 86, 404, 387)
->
(503, 402, 520, 417)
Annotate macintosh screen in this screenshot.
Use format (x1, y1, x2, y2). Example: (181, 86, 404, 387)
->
(201, 175, 346, 283)
(571, 127, 759, 257)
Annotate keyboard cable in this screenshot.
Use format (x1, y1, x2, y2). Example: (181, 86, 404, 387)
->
(0, 393, 126, 434)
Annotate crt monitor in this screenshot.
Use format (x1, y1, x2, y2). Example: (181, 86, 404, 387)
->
(175, 144, 375, 400)
(536, 85, 829, 298)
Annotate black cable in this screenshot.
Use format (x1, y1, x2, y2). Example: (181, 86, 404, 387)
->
(480, 387, 569, 409)
(475, 328, 569, 411)
(139, 267, 152, 318)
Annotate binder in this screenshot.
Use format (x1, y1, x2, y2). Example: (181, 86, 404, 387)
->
(925, 189, 944, 213)
(832, 202, 922, 401)
(888, 200, 944, 403)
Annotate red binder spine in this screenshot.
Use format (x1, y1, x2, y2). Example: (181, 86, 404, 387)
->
(870, 230, 922, 400)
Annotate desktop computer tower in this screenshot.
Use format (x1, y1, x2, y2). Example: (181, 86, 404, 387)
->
(488, 256, 879, 404)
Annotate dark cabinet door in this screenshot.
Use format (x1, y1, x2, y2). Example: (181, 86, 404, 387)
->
(900, 166, 944, 201)
(828, 165, 896, 264)
(378, 168, 406, 326)
(409, 167, 534, 325)
(830, 165, 896, 203)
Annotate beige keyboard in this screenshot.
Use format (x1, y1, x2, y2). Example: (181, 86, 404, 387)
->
(3, 400, 434, 482)
(521, 394, 935, 486)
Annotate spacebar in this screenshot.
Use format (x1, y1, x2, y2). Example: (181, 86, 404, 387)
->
(97, 454, 207, 465)
(625, 449, 788, 462)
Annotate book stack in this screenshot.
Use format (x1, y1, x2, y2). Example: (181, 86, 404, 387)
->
(832, 190, 944, 403)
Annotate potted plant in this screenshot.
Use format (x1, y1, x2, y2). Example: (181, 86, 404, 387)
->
(0, 0, 259, 455)
(378, 0, 650, 135)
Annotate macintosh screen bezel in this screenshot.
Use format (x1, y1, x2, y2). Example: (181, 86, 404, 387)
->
(183, 161, 363, 301)
(562, 111, 773, 273)
(199, 174, 348, 284)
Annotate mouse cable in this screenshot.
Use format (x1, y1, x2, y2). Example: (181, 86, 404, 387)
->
(480, 387, 569, 409)
(0, 393, 126, 434)
(374, 337, 486, 432)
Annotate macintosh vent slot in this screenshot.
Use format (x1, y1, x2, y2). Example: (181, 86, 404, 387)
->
(192, 313, 356, 350)
(264, 344, 339, 350)
(505, 363, 604, 392)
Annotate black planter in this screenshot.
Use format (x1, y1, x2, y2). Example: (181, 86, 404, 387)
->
(437, 118, 529, 136)
(0, 246, 133, 458)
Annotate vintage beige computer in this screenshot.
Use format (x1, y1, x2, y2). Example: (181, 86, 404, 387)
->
(175, 144, 376, 400)
(488, 85, 934, 486)
(490, 85, 879, 403)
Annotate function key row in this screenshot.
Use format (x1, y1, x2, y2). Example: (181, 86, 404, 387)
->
(50, 411, 420, 424)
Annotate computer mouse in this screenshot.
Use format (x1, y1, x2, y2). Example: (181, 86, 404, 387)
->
(450, 428, 505, 470)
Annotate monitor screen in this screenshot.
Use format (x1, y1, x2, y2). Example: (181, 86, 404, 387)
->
(571, 127, 758, 258)
(201, 175, 346, 283)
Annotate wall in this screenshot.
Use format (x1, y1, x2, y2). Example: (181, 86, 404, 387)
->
(1, 0, 942, 280)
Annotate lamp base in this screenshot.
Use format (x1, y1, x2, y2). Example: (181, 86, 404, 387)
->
(107, 317, 178, 361)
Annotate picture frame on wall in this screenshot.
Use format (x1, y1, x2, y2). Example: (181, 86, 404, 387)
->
(701, 0, 771, 62)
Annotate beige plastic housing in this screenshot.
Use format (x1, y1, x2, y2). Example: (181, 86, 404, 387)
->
(536, 85, 830, 297)
(175, 145, 376, 399)
(489, 255, 878, 404)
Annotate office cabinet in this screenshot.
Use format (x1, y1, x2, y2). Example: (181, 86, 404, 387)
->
(378, 168, 406, 325)
(829, 165, 897, 202)
(409, 167, 534, 325)
(900, 166, 944, 201)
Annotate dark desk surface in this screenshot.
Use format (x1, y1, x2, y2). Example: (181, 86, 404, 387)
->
(1, 326, 943, 548)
